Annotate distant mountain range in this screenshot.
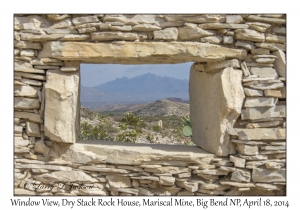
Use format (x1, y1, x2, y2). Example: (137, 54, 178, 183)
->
(80, 73, 189, 106)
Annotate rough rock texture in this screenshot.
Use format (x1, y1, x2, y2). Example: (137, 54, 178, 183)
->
(14, 14, 286, 196)
(39, 41, 247, 64)
(189, 66, 245, 156)
(44, 70, 80, 143)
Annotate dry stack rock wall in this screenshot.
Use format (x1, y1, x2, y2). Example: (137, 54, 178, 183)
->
(14, 14, 286, 196)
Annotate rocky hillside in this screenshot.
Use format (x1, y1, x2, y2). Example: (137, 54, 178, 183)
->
(133, 99, 190, 116)
(80, 73, 189, 104)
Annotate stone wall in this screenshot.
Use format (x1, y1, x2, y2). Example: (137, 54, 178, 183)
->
(14, 14, 286, 196)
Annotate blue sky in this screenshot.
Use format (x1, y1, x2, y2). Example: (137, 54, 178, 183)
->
(80, 63, 193, 87)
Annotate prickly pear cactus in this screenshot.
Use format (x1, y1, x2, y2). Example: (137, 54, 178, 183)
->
(182, 125, 192, 137)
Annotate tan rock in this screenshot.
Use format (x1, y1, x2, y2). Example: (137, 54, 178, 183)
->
(91, 32, 139, 41)
(223, 36, 234, 44)
(72, 15, 99, 25)
(48, 14, 70, 21)
(255, 183, 282, 191)
(14, 61, 45, 74)
(220, 180, 255, 188)
(201, 36, 223, 44)
(15, 163, 72, 171)
(266, 33, 286, 44)
(264, 89, 282, 97)
(14, 111, 41, 123)
(110, 25, 132, 31)
(255, 42, 286, 51)
(250, 67, 278, 78)
(106, 175, 132, 188)
(175, 180, 198, 192)
(244, 88, 263, 97)
(251, 48, 270, 55)
(20, 33, 65, 41)
(14, 40, 42, 49)
(235, 40, 256, 50)
(15, 72, 45, 81)
(246, 120, 284, 128)
(183, 15, 225, 23)
(252, 168, 286, 182)
(159, 176, 175, 186)
(245, 15, 286, 24)
(14, 85, 40, 98)
(190, 67, 244, 156)
(230, 155, 245, 168)
(26, 121, 40, 137)
(236, 144, 258, 155)
(238, 154, 268, 161)
(235, 128, 286, 140)
(44, 70, 79, 143)
(78, 27, 97, 34)
(178, 25, 216, 40)
(132, 23, 161, 31)
(39, 41, 247, 64)
(14, 97, 40, 109)
(15, 137, 29, 147)
(51, 18, 73, 29)
(204, 59, 240, 73)
(153, 28, 178, 40)
(200, 23, 248, 29)
(231, 169, 251, 182)
(244, 97, 277, 108)
(235, 29, 265, 42)
(60, 34, 89, 41)
(34, 140, 50, 156)
(14, 189, 36, 195)
(34, 171, 98, 184)
(272, 50, 286, 77)
(15, 15, 52, 30)
(226, 15, 243, 24)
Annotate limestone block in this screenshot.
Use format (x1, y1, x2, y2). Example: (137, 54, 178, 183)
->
(250, 67, 278, 78)
(235, 40, 256, 50)
(244, 88, 263, 97)
(14, 97, 40, 109)
(26, 121, 40, 137)
(235, 29, 265, 42)
(175, 180, 198, 192)
(61, 34, 90, 41)
(200, 36, 223, 44)
(132, 23, 161, 31)
(14, 15, 52, 30)
(255, 44, 285, 54)
(226, 15, 243, 23)
(200, 23, 248, 29)
(20, 33, 65, 41)
(44, 70, 80, 143)
(50, 19, 73, 29)
(78, 27, 97, 34)
(43, 28, 78, 34)
(272, 50, 286, 77)
(39, 41, 247, 64)
(106, 175, 132, 188)
(231, 169, 251, 182)
(252, 168, 286, 182)
(251, 48, 270, 55)
(34, 171, 98, 184)
(72, 15, 99, 25)
(264, 89, 282, 97)
(110, 25, 132, 31)
(244, 97, 277, 108)
(178, 25, 216, 40)
(204, 59, 240, 72)
(14, 85, 40, 98)
(245, 15, 286, 24)
(159, 176, 175, 186)
(219, 180, 255, 188)
(223, 36, 234, 44)
(266, 34, 286, 44)
(230, 155, 245, 168)
(236, 144, 258, 155)
(47, 14, 70, 21)
(182, 15, 225, 23)
(14, 40, 42, 49)
(15, 61, 45, 74)
(15, 137, 29, 147)
(189, 66, 244, 156)
(235, 128, 286, 140)
(153, 28, 178, 40)
(91, 32, 138, 41)
(34, 140, 50, 156)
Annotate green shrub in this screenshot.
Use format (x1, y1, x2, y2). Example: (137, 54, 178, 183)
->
(121, 112, 140, 126)
(152, 124, 160, 132)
